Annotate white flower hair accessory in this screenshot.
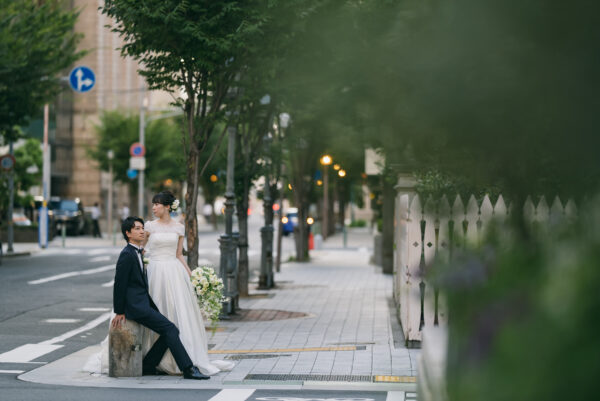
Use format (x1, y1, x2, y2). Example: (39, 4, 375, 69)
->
(171, 199, 180, 212)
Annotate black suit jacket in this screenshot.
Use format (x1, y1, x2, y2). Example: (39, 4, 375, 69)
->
(113, 244, 158, 319)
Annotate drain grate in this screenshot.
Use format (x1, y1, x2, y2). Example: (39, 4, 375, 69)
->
(245, 374, 372, 382)
(226, 354, 291, 360)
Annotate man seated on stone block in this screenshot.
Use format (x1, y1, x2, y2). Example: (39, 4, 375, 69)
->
(111, 216, 209, 380)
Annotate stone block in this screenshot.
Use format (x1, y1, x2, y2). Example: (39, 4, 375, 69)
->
(109, 319, 143, 377)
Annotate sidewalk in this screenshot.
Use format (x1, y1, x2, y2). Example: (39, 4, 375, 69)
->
(19, 228, 418, 391)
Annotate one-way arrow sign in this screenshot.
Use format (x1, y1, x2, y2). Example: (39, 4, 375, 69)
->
(69, 66, 95, 93)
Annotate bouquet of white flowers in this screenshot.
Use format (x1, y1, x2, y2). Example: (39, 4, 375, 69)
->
(190, 266, 224, 327)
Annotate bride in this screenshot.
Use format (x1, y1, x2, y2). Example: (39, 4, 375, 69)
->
(142, 190, 234, 375)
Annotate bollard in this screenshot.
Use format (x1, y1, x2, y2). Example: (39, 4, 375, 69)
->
(61, 223, 66, 248)
(108, 319, 143, 377)
(314, 233, 323, 250)
(112, 221, 117, 246)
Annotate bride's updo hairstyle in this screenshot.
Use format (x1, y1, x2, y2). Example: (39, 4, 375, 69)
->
(152, 190, 176, 209)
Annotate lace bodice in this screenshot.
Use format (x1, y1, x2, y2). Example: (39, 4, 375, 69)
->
(145, 219, 184, 261)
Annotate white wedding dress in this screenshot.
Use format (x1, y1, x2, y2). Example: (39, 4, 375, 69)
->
(142, 219, 233, 375)
(83, 219, 233, 376)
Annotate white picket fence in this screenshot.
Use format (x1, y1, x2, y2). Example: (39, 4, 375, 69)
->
(393, 193, 577, 344)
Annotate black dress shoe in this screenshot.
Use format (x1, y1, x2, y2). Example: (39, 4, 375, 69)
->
(182, 366, 210, 380)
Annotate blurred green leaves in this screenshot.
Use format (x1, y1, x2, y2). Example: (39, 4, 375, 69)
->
(0, 0, 83, 141)
(432, 208, 600, 401)
(89, 111, 185, 191)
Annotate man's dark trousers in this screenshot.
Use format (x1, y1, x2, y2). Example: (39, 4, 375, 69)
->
(137, 309, 192, 371)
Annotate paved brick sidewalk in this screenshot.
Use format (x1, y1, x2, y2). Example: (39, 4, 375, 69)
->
(212, 246, 417, 382)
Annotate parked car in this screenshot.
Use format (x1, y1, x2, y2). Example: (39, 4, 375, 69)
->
(13, 212, 33, 226)
(281, 207, 298, 236)
(49, 198, 86, 235)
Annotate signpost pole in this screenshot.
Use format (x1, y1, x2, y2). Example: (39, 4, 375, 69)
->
(39, 104, 50, 249)
(6, 141, 14, 254)
(138, 87, 146, 217)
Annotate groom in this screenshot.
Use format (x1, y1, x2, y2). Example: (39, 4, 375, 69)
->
(111, 216, 208, 380)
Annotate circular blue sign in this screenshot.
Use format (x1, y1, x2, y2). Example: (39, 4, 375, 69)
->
(69, 66, 96, 93)
(127, 169, 138, 179)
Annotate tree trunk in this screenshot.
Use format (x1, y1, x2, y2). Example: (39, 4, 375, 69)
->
(184, 148, 200, 268)
(328, 187, 336, 236)
(338, 199, 346, 228)
(381, 177, 395, 274)
(236, 188, 250, 297)
(294, 205, 309, 261)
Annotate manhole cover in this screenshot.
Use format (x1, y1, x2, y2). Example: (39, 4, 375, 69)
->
(228, 309, 309, 321)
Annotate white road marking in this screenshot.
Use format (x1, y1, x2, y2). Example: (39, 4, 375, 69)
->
(0, 370, 24, 374)
(0, 313, 111, 363)
(78, 307, 111, 312)
(0, 344, 63, 363)
(90, 255, 110, 262)
(208, 389, 256, 401)
(28, 264, 114, 285)
(44, 319, 81, 324)
(64, 249, 83, 255)
(386, 391, 406, 401)
(40, 313, 111, 345)
(88, 249, 110, 255)
(101, 280, 114, 288)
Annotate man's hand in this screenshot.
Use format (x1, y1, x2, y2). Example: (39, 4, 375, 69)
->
(111, 314, 126, 329)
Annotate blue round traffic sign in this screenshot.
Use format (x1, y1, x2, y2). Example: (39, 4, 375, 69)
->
(127, 169, 138, 179)
(0, 154, 16, 172)
(129, 142, 146, 157)
(69, 66, 95, 93)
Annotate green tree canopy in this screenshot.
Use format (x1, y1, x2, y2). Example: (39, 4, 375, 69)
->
(0, 0, 83, 141)
(89, 110, 185, 191)
(102, 0, 267, 267)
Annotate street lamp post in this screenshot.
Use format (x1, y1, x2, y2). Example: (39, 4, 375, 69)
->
(259, 135, 274, 289)
(320, 154, 332, 240)
(275, 113, 289, 273)
(219, 125, 239, 314)
(338, 169, 347, 247)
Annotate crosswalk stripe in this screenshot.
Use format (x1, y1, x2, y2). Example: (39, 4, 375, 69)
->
(208, 389, 256, 401)
(385, 391, 407, 401)
(78, 307, 111, 312)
